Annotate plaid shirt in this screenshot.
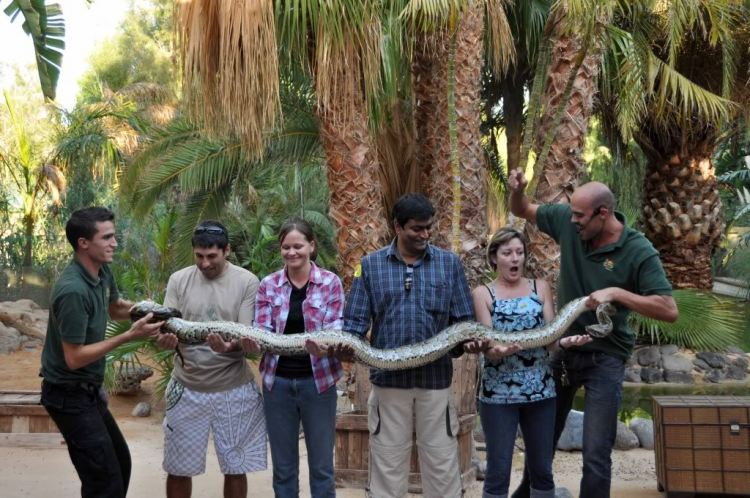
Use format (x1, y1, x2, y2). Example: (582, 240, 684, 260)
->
(344, 239, 475, 389)
(256, 262, 344, 393)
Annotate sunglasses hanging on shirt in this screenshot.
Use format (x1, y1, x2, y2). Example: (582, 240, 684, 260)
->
(405, 264, 414, 291)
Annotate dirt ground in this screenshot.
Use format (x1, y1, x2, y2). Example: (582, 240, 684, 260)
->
(1, 345, 663, 497)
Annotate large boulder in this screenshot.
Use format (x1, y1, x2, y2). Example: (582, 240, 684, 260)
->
(614, 420, 640, 450)
(640, 367, 663, 384)
(0, 322, 22, 354)
(0, 300, 47, 340)
(557, 410, 584, 451)
(637, 346, 661, 366)
(662, 354, 693, 373)
(696, 352, 728, 369)
(663, 370, 693, 384)
(726, 346, 746, 355)
(629, 418, 654, 449)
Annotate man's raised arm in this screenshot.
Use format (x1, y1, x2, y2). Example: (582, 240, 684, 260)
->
(508, 167, 539, 224)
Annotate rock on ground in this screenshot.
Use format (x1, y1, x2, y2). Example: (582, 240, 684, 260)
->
(637, 347, 661, 367)
(663, 371, 693, 384)
(629, 418, 654, 450)
(132, 402, 152, 417)
(615, 421, 640, 451)
(115, 365, 154, 394)
(661, 354, 693, 373)
(692, 358, 710, 371)
(0, 323, 22, 354)
(0, 300, 48, 340)
(704, 369, 725, 384)
(659, 345, 679, 355)
(640, 367, 662, 384)
(557, 410, 583, 451)
(623, 369, 641, 383)
(696, 352, 728, 369)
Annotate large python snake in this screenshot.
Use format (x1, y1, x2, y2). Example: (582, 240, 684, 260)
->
(131, 297, 615, 371)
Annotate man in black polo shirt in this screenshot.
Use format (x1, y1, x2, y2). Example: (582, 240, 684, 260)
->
(40, 207, 164, 498)
(507, 170, 678, 498)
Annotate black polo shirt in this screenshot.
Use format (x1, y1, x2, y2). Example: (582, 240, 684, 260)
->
(40, 257, 119, 386)
(537, 204, 672, 360)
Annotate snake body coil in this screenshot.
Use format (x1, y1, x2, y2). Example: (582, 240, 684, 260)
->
(131, 298, 615, 371)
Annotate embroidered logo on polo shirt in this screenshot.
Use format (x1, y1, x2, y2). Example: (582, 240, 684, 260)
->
(603, 259, 615, 271)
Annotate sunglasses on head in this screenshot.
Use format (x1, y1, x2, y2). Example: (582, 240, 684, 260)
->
(194, 226, 226, 236)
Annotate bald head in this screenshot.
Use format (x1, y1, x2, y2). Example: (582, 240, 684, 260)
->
(572, 182, 615, 213)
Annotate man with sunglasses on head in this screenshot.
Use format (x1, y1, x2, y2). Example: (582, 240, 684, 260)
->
(328, 193, 485, 498)
(507, 169, 678, 498)
(156, 220, 267, 498)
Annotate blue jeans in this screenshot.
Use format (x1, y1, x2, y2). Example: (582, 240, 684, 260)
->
(480, 398, 555, 498)
(263, 376, 337, 498)
(41, 380, 131, 498)
(512, 350, 626, 498)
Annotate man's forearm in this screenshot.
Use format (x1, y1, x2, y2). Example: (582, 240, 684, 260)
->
(63, 331, 135, 371)
(509, 189, 529, 218)
(614, 290, 678, 322)
(109, 299, 135, 321)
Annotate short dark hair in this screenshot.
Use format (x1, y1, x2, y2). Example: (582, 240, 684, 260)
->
(65, 207, 116, 251)
(391, 193, 435, 228)
(278, 217, 318, 262)
(192, 220, 229, 250)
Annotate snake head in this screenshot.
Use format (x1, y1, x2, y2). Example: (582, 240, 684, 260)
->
(129, 301, 182, 323)
(584, 301, 616, 338)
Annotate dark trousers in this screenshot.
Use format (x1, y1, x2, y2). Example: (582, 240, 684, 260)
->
(480, 397, 556, 497)
(41, 380, 132, 498)
(511, 350, 626, 498)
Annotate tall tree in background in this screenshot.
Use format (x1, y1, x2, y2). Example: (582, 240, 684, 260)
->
(600, 0, 749, 289)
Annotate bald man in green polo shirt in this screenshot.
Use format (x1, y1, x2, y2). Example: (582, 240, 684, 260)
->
(40, 207, 164, 498)
(507, 169, 678, 498)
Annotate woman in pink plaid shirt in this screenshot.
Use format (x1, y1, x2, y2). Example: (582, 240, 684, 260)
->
(255, 217, 344, 497)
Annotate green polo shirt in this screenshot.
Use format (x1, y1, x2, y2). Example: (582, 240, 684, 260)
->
(40, 257, 119, 386)
(536, 203, 672, 360)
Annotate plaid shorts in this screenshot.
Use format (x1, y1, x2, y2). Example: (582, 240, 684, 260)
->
(163, 379, 268, 476)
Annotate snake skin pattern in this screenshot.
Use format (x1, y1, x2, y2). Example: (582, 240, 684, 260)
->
(131, 298, 615, 371)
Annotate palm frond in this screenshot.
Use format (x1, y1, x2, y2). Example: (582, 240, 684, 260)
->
(178, 0, 279, 157)
(630, 289, 745, 351)
(4, 0, 66, 100)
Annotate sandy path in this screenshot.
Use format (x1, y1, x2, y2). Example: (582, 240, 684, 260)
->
(1, 346, 663, 497)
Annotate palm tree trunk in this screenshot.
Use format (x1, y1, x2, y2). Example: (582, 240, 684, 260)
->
(316, 47, 389, 291)
(413, 1, 488, 288)
(452, 0, 489, 288)
(413, 29, 451, 249)
(641, 150, 723, 289)
(525, 31, 599, 284)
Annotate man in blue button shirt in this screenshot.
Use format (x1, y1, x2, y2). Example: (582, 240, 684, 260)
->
(342, 193, 483, 498)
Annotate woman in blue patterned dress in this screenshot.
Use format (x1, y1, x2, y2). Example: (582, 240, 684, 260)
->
(472, 227, 591, 498)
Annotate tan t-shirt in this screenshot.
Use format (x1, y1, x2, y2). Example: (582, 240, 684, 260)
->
(164, 262, 259, 392)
